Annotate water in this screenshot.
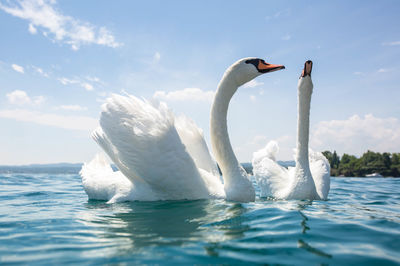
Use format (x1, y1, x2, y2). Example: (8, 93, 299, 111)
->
(0, 173, 399, 265)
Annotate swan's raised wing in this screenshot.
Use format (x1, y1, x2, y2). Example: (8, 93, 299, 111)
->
(95, 94, 211, 200)
(309, 149, 331, 200)
(175, 115, 219, 176)
(252, 141, 291, 198)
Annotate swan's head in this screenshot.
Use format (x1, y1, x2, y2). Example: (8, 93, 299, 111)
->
(298, 60, 313, 94)
(227, 57, 285, 87)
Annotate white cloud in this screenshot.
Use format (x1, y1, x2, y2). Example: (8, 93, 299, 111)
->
(32, 65, 49, 77)
(353, 71, 364, 75)
(58, 77, 79, 85)
(311, 114, 400, 156)
(58, 77, 94, 91)
(0, 109, 97, 131)
(243, 79, 264, 88)
(265, 9, 291, 20)
(82, 82, 93, 91)
(85, 76, 104, 85)
(32, 95, 45, 105)
(0, 0, 121, 50)
(249, 95, 256, 102)
(11, 64, 24, 73)
(382, 41, 400, 46)
(57, 105, 88, 111)
(282, 34, 291, 41)
(153, 51, 161, 62)
(28, 23, 37, 34)
(154, 88, 215, 102)
(6, 90, 30, 105)
(6, 90, 45, 105)
(377, 68, 390, 73)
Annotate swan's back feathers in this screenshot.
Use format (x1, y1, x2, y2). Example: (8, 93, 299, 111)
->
(96, 94, 211, 200)
(309, 150, 331, 200)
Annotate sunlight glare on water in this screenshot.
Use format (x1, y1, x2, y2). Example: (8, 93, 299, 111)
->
(0, 174, 399, 264)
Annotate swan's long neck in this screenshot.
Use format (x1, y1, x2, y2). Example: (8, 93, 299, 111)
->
(210, 71, 254, 202)
(296, 84, 312, 169)
(211, 74, 240, 179)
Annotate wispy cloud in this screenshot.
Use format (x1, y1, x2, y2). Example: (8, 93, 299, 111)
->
(377, 68, 390, 73)
(6, 90, 45, 105)
(0, 109, 97, 131)
(28, 22, 37, 34)
(56, 105, 88, 111)
(382, 41, 400, 46)
(153, 51, 161, 62)
(311, 114, 400, 156)
(0, 0, 121, 50)
(243, 79, 264, 88)
(11, 63, 24, 73)
(58, 77, 94, 91)
(265, 9, 291, 20)
(31, 65, 49, 77)
(282, 34, 291, 41)
(154, 88, 215, 102)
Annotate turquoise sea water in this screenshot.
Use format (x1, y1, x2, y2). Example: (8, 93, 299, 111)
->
(0, 173, 399, 265)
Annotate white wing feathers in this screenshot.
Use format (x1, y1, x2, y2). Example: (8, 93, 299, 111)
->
(175, 115, 219, 176)
(309, 150, 331, 200)
(252, 141, 292, 198)
(252, 141, 330, 200)
(92, 94, 214, 200)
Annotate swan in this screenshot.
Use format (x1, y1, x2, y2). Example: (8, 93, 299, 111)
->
(252, 60, 330, 200)
(80, 58, 285, 203)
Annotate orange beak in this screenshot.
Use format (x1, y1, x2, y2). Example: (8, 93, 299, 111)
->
(258, 61, 285, 73)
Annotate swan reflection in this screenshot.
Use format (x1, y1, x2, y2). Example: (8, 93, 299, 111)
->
(77, 199, 251, 256)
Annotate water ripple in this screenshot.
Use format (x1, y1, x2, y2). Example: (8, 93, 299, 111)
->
(0, 174, 399, 264)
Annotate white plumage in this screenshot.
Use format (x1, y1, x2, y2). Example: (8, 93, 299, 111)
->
(252, 61, 330, 200)
(82, 95, 224, 202)
(252, 142, 330, 200)
(81, 58, 285, 203)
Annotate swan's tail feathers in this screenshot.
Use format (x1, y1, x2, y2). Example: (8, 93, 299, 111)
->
(252, 141, 290, 198)
(309, 149, 331, 200)
(175, 115, 219, 176)
(97, 94, 211, 200)
(80, 153, 132, 201)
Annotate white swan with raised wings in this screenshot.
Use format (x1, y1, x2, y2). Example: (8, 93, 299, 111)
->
(81, 58, 285, 203)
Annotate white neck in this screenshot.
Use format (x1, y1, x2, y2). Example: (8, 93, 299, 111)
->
(210, 70, 255, 202)
(290, 77, 318, 199)
(296, 83, 311, 169)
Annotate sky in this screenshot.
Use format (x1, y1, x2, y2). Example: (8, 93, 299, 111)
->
(0, 0, 400, 165)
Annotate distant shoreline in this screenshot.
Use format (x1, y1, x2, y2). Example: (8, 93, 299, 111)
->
(322, 150, 400, 178)
(1, 160, 399, 178)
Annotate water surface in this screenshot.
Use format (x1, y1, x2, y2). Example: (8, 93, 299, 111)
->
(0, 174, 399, 264)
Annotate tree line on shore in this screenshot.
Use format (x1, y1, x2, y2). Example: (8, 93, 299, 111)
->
(322, 150, 400, 177)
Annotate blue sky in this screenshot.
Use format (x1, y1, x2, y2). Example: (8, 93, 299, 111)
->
(1, 0, 400, 164)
